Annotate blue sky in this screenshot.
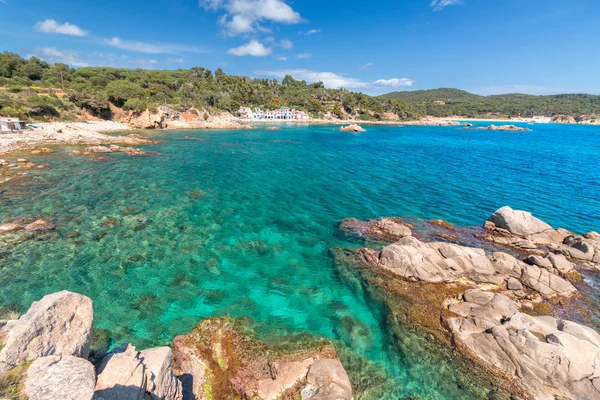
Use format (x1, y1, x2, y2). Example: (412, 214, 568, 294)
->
(1, 0, 599, 95)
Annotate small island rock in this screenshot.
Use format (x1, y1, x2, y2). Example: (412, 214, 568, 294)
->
(339, 124, 366, 133)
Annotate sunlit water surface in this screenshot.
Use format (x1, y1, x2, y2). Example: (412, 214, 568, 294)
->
(1, 123, 599, 399)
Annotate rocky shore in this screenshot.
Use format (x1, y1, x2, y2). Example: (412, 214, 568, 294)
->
(336, 206, 600, 400)
(0, 291, 353, 400)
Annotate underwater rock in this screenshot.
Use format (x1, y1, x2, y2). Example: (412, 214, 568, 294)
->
(24, 219, 55, 232)
(25, 355, 96, 400)
(448, 290, 600, 400)
(171, 317, 352, 400)
(0, 222, 21, 234)
(0, 291, 94, 373)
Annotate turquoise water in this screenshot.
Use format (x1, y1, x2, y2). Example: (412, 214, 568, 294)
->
(1, 123, 599, 398)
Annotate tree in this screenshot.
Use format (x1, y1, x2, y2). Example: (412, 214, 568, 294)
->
(106, 80, 144, 107)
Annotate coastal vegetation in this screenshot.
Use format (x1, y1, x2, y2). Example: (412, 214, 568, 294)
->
(381, 88, 600, 118)
(3, 51, 599, 123)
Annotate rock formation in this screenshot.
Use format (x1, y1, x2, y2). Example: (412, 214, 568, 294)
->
(339, 124, 366, 133)
(0, 291, 93, 373)
(483, 206, 600, 270)
(363, 235, 577, 298)
(25, 356, 96, 400)
(172, 317, 352, 400)
(448, 290, 600, 400)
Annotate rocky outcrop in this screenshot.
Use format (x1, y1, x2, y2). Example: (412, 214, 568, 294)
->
(24, 219, 56, 232)
(139, 347, 183, 400)
(484, 206, 600, 270)
(485, 124, 529, 131)
(367, 236, 577, 298)
(25, 356, 96, 400)
(172, 317, 352, 400)
(339, 124, 366, 133)
(94, 344, 148, 400)
(448, 290, 600, 400)
(0, 291, 93, 373)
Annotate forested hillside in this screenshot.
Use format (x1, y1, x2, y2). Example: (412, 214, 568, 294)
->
(2, 51, 599, 122)
(0, 52, 421, 121)
(381, 88, 600, 117)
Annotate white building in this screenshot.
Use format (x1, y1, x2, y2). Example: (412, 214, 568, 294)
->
(0, 117, 22, 132)
(239, 106, 310, 121)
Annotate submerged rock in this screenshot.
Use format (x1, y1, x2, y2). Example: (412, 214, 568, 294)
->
(0, 291, 93, 373)
(448, 291, 600, 400)
(25, 355, 96, 400)
(24, 219, 55, 232)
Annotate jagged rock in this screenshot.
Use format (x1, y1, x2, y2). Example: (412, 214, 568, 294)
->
(139, 347, 183, 400)
(23, 219, 55, 232)
(302, 359, 353, 400)
(0, 291, 93, 373)
(448, 292, 600, 400)
(25, 355, 96, 400)
(339, 124, 366, 133)
(94, 344, 147, 400)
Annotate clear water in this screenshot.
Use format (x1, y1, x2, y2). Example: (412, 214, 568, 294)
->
(1, 123, 599, 399)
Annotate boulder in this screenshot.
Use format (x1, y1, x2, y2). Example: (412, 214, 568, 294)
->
(85, 146, 113, 153)
(449, 293, 600, 400)
(257, 358, 314, 400)
(25, 356, 96, 400)
(339, 124, 366, 133)
(487, 206, 553, 237)
(139, 347, 183, 400)
(302, 359, 353, 400)
(0, 222, 21, 234)
(0, 291, 94, 373)
(94, 344, 147, 400)
(370, 218, 411, 239)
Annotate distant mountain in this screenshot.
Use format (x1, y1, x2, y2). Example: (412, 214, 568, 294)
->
(379, 88, 600, 118)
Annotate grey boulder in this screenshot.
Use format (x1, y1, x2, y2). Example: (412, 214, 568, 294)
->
(25, 355, 96, 400)
(0, 291, 94, 373)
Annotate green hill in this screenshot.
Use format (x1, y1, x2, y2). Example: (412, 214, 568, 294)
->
(380, 88, 600, 118)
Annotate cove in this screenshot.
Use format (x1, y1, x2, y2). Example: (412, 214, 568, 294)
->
(1, 123, 599, 399)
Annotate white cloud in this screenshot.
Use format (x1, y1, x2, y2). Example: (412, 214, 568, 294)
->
(430, 0, 463, 11)
(200, 0, 302, 36)
(359, 62, 375, 70)
(296, 53, 312, 59)
(166, 57, 185, 63)
(274, 55, 288, 61)
(104, 37, 207, 54)
(373, 78, 415, 88)
(228, 40, 272, 56)
(256, 69, 415, 92)
(32, 47, 89, 67)
(35, 19, 88, 36)
(279, 39, 293, 49)
(299, 29, 321, 35)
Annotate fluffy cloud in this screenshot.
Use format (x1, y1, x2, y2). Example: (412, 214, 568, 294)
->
(430, 0, 463, 11)
(31, 47, 89, 67)
(256, 69, 415, 91)
(104, 37, 207, 54)
(373, 78, 415, 87)
(201, 0, 302, 36)
(279, 39, 293, 49)
(34, 20, 88, 36)
(296, 53, 312, 59)
(228, 40, 272, 56)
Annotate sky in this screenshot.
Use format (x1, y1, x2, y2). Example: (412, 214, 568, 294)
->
(1, 0, 599, 96)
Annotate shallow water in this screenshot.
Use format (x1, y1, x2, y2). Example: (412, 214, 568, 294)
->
(1, 123, 599, 399)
